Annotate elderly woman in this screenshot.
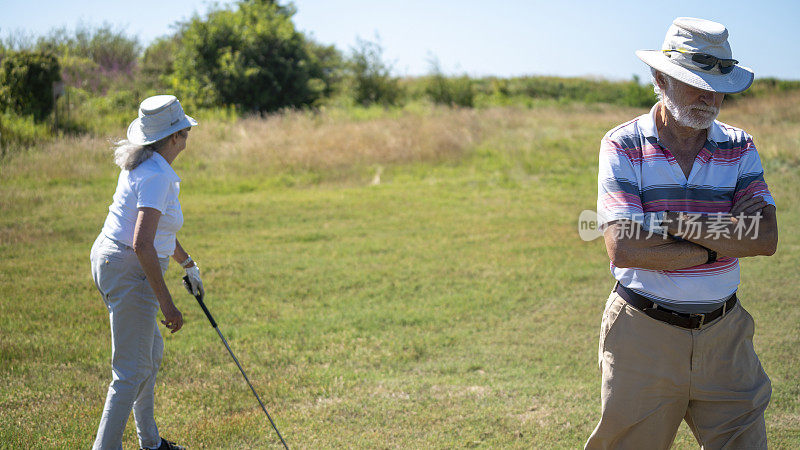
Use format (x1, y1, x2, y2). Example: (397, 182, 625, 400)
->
(90, 95, 203, 450)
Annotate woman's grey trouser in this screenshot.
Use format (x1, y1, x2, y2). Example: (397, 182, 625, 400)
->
(90, 234, 169, 450)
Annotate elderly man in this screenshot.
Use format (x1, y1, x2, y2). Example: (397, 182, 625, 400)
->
(586, 18, 778, 449)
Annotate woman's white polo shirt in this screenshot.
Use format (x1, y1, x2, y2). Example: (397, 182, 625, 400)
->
(101, 152, 183, 258)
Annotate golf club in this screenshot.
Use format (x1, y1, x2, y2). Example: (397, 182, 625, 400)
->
(183, 276, 289, 449)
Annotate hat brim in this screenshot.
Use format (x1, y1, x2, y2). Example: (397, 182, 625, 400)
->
(636, 50, 754, 94)
(126, 115, 198, 146)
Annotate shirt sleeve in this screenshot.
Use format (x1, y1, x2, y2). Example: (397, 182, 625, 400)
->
(597, 136, 644, 229)
(135, 172, 172, 214)
(733, 136, 774, 207)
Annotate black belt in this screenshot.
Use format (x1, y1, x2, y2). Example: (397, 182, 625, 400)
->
(614, 283, 737, 329)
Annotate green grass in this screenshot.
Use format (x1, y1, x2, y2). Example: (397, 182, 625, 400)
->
(1, 97, 799, 448)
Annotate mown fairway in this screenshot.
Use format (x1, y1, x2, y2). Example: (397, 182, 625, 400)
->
(2, 96, 799, 448)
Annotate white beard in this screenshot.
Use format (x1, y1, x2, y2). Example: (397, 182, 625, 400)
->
(662, 91, 720, 130)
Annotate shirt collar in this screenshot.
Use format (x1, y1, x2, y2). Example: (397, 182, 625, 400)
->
(638, 103, 660, 139)
(706, 119, 727, 144)
(641, 102, 729, 145)
(151, 152, 181, 183)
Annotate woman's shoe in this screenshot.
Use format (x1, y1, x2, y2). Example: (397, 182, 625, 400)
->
(142, 438, 186, 450)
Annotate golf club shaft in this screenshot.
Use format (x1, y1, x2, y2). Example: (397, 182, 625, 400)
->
(184, 277, 288, 449)
(214, 326, 289, 450)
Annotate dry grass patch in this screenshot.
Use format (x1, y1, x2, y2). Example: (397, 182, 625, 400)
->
(191, 107, 498, 177)
(721, 91, 800, 165)
(0, 101, 661, 190)
(1, 134, 112, 183)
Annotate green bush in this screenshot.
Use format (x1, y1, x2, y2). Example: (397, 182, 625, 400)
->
(424, 59, 475, 107)
(727, 77, 800, 102)
(0, 51, 61, 121)
(0, 111, 52, 156)
(55, 88, 138, 135)
(347, 37, 403, 107)
(35, 25, 141, 93)
(140, 35, 181, 91)
(619, 76, 657, 107)
(172, 0, 335, 112)
(58, 54, 101, 92)
(464, 75, 656, 108)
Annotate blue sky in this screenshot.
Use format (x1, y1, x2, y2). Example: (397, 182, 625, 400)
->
(1, 0, 797, 81)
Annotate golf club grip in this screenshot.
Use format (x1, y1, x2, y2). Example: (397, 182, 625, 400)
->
(183, 275, 217, 328)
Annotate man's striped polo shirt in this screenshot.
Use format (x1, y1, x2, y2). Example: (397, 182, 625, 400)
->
(597, 103, 774, 307)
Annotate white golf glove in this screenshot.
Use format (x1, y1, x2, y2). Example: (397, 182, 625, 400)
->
(184, 265, 205, 299)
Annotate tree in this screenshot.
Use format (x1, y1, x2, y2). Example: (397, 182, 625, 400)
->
(305, 40, 344, 100)
(172, 0, 336, 112)
(36, 24, 141, 93)
(141, 35, 182, 90)
(347, 37, 402, 106)
(0, 51, 61, 121)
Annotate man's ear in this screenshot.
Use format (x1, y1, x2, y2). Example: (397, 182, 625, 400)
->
(654, 71, 667, 91)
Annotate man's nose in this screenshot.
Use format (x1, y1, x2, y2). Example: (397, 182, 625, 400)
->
(698, 89, 717, 105)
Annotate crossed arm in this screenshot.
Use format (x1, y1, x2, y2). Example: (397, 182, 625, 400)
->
(605, 192, 778, 271)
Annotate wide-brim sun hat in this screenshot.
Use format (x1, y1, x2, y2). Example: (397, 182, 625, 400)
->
(127, 95, 198, 146)
(636, 17, 754, 94)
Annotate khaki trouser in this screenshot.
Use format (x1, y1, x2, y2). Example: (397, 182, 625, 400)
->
(586, 292, 771, 450)
(91, 234, 169, 450)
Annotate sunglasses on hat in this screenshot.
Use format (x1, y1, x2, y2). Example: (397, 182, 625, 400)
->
(663, 49, 738, 74)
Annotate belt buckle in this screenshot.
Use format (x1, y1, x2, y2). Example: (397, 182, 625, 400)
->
(694, 313, 706, 329)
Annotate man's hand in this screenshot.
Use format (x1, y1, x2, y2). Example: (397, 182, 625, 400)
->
(730, 191, 768, 217)
(663, 190, 777, 257)
(160, 302, 184, 333)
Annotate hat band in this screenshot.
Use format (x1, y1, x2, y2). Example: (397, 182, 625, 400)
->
(140, 107, 184, 129)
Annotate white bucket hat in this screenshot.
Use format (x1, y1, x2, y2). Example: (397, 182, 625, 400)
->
(636, 17, 754, 94)
(127, 95, 198, 145)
